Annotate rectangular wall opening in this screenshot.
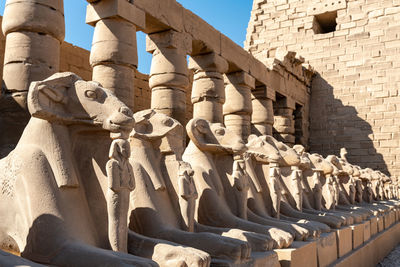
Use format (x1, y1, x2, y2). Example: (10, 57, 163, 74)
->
(313, 11, 337, 34)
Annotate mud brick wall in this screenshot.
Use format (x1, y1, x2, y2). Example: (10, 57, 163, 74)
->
(246, 0, 400, 176)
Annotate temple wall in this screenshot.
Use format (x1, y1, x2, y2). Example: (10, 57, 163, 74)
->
(246, 0, 400, 176)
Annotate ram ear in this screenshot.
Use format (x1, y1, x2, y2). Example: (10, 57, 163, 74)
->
(27, 72, 81, 121)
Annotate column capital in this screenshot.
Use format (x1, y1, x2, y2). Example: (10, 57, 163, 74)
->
(252, 84, 276, 101)
(189, 52, 228, 74)
(146, 30, 192, 54)
(86, 0, 145, 30)
(224, 71, 255, 89)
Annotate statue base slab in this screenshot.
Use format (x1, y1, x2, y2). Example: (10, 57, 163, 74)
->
(350, 223, 364, 249)
(316, 232, 337, 267)
(334, 226, 352, 257)
(370, 216, 378, 236)
(275, 241, 317, 267)
(333, 222, 400, 267)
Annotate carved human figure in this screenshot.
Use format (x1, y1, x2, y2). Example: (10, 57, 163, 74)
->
(177, 161, 198, 232)
(106, 138, 135, 252)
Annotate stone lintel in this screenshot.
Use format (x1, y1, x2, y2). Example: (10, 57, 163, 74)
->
(86, 0, 145, 30)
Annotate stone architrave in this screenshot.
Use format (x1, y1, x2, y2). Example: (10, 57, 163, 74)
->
(189, 52, 228, 123)
(86, 0, 145, 111)
(146, 30, 192, 125)
(223, 71, 255, 142)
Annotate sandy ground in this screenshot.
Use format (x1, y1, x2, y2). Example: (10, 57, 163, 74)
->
(378, 245, 400, 267)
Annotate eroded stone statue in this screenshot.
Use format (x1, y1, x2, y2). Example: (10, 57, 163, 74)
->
(106, 138, 135, 253)
(244, 135, 311, 240)
(128, 109, 257, 265)
(0, 72, 157, 266)
(183, 118, 295, 250)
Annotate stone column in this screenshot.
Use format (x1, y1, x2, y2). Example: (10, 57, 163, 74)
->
(273, 97, 296, 146)
(2, 0, 64, 107)
(146, 30, 192, 125)
(86, 0, 145, 111)
(0, 0, 64, 155)
(188, 53, 228, 123)
(223, 72, 255, 142)
(251, 84, 274, 136)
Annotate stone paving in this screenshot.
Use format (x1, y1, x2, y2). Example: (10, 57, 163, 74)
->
(378, 245, 400, 267)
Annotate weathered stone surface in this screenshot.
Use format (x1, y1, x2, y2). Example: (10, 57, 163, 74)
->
(335, 226, 353, 257)
(316, 232, 338, 267)
(275, 241, 318, 267)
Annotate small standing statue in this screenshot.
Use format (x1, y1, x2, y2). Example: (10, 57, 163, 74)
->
(177, 161, 198, 232)
(231, 155, 250, 220)
(106, 138, 135, 253)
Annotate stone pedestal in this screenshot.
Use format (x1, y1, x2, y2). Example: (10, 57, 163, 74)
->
(334, 226, 352, 257)
(333, 222, 400, 267)
(211, 251, 280, 267)
(370, 216, 378, 236)
(316, 232, 337, 267)
(250, 251, 280, 267)
(275, 241, 317, 267)
(383, 212, 392, 229)
(362, 220, 371, 243)
(351, 223, 364, 249)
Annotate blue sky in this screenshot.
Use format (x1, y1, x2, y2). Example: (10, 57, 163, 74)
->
(0, 1, 253, 73)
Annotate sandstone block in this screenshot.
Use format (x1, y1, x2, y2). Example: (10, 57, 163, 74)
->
(90, 18, 138, 67)
(351, 223, 364, 249)
(146, 30, 192, 54)
(370, 216, 378, 236)
(189, 53, 228, 73)
(317, 232, 338, 267)
(2, 0, 65, 40)
(363, 220, 371, 243)
(335, 226, 352, 257)
(149, 49, 189, 78)
(4, 31, 59, 67)
(275, 241, 317, 267)
(86, 0, 145, 29)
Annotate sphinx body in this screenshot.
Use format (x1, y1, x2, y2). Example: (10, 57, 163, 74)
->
(128, 109, 268, 265)
(183, 118, 296, 250)
(0, 73, 157, 266)
(243, 135, 311, 240)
